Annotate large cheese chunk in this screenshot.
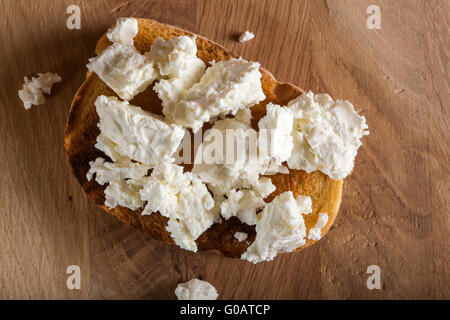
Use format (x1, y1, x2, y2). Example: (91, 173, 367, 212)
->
(163, 58, 266, 132)
(87, 43, 157, 100)
(95, 95, 185, 166)
(149, 36, 206, 109)
(193, 118, 271, 196)
(193, 118, 275, 225)
(241, 191, 312, 264)
(287, 91, 369, 180)
(139, 164, 218, 252)
(258, 103, 294, 165)
(106, 17, 138, 46)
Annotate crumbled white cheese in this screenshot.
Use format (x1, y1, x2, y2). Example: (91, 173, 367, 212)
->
(258, 103, 293, 164)
(287, 91, 369, 180)
(239, 31, 255, 43)
(104, 179, 145, 210)
(106, 17, 138, 46)
(94, 133, 126, 162)
(234, 107, 252, 126)
(149, 36, 206, 110)
(308, 212, 329, 240)
(85, 157, 149, 210)
(263, 161, 290, 175)
(241, 191, 312, 264)
(18, 72, 61, 109)
(175, 279, 218, 300)
(95, 95, 185, 166)
(251, 177, 276, 198)
(139, 163, 218, 252)
(220, 189, 265, 226)
(234, 232, 248, 242)
(193, 118, 272, 197)
(86, 157, 150, 185)
(258, 103, 294, 165)
(163, 58, 266, 132)
(87, 42, 157, 100)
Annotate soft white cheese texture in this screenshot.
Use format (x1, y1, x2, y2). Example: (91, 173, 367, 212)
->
(18, 72, 61, 109)
(239, 30, 255, 43)
(95, 95, 185, 166)
(163, 58, 266, 132)
(104, 179, 145, 210)
(220, 189, 265, 226)
(175, 279, 218, 300)
(258, 103, 294, 165)
(241, 191, 312, 264)
(308, 212, 329, 240)
(193, 118, 275, 225)
(139, 164, 218, 252)
(149, 36, 206, 109)
(95, 134, 126, 162)
(234, 232, 248, 242)
(87, 42, 157, 100)
(106, 17, 138, 46)
(193, 118, 272, 196)
(86, 157, 150, 185)
(287, 91, 369, 180)
(86, 157, 150, 210)
(234, 107, 252, 126)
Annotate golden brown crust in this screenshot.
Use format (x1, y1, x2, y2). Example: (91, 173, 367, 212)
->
(64, 18, 342, 258)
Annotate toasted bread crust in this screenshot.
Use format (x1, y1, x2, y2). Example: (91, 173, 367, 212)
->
(64, 19, 342, 258)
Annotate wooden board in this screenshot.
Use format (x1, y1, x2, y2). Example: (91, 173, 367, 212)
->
(0, 0, 448, 299)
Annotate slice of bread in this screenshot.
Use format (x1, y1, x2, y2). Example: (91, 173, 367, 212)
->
(64, 18, 342, 258)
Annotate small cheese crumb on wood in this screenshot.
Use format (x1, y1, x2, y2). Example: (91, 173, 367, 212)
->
(239, 31, 255, 43)
(18, 72, 62, 110)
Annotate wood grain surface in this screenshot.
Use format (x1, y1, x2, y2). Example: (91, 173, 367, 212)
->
(0, 0, 448, 299)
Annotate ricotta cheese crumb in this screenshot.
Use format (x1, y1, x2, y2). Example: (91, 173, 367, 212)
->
(258, 103, 294, 165)
(163, 58, 266, 132)
(239, 31, 255, 43)
(87, 42, 157, 101)
(86, 157, 150, 185)
(18, 72, 61, 110)
(241, 191, 312, 264)
(149, 36, 206, 110)
(139, 163, 219, 252)
(95, 95, 185, 166)
(287, 91, 369, 180)
(234, 232, 248, 242)
(104, 179, 145, 210)
(193, 118, 272, 197)
(308, 212, 329, 240)
(106, 17, 138, 46)
(234, 107, 252, 126)
(175, 279, 218, 300)
(220, 189, 265, 225)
